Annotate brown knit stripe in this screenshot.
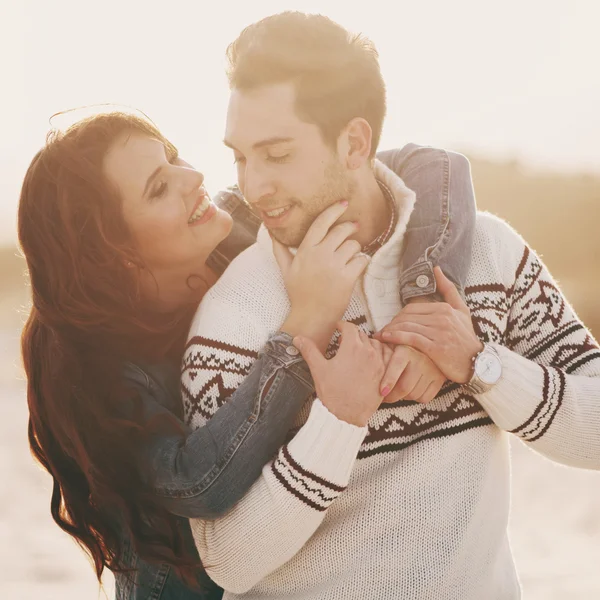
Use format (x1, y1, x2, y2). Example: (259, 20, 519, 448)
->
(514, 245, 530, 283)
(281, 446, 346, 493)
(528, 369, 566, 442)
(358, 416, 493, 459)
(464, 283, 508, 295)
(271, 452, 344, 510)
(567, 351, 600, 374)
(509, 367, 551, 436)
(183, 335, 260, 359)
(182, 337, 258, 377)
(271, 463, 328, 512)
(524, 322, 587, 360)
(364, 393, 485, 445)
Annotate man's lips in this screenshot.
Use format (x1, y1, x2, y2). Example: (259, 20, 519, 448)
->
(258, 205, 293, 220)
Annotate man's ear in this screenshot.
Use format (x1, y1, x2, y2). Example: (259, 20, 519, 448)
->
(342, 117, 373, 170)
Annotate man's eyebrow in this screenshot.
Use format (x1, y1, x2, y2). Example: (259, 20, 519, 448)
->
(223, 137, 294, 151)
(143, 166, 162, 197)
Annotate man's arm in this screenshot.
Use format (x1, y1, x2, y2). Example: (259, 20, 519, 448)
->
(475, 240, 600, 468)
(378, 216, 600, 468)
(190, 398, 365, 593)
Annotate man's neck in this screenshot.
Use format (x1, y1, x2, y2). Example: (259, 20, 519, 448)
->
(345, 169, 391, 249)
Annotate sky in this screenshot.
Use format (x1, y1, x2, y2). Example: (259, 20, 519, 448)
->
(1, 0, 599, 245)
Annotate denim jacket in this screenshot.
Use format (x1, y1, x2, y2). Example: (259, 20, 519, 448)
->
(114, 144, 476, 600)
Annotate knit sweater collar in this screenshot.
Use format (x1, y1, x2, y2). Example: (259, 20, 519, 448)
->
(256, 159, 416, 269)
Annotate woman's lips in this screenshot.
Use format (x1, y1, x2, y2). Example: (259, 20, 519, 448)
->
(188, 188, 209, 221)
(189, 203, 217, 227)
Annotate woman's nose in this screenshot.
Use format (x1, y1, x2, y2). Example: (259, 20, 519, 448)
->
(181, 167, 204, 194)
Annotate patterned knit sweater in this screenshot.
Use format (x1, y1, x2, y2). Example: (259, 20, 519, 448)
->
(181, 161, 600, 600)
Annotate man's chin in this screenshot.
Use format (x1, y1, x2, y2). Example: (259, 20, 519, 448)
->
(268, 226, 306, 248)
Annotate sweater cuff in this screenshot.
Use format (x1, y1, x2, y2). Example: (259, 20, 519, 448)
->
(472, 343, 545, 432)
(286, 398, 368, 488)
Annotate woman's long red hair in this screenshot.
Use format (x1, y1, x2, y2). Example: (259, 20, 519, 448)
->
(18, 113, 205, 587)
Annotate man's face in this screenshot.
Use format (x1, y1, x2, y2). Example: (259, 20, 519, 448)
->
(225, 82, 354, 246)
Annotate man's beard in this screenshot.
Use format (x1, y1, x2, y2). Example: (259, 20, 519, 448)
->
(270, 160, 355, 247)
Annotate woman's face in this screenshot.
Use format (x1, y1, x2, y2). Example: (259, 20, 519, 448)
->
(103, 131, 232, 280)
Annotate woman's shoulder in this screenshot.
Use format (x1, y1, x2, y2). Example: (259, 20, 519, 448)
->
(122, 361, 181, 414)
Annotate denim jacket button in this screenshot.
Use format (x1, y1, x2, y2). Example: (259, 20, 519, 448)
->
(285, 346, 300, 356)
(416, 274, 430, 289)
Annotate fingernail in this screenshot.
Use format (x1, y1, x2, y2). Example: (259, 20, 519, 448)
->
(340, 200, 349, 207)
(293, 336, 303, 349)
(382, 332, 391, 339)
(381, 386, 391, 396)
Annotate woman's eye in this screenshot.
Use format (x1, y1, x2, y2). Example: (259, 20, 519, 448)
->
(233, 155, 246, 165)
(151, 181, 167, 199)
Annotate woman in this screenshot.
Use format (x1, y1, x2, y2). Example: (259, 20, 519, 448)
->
(18, 111, 476, 599)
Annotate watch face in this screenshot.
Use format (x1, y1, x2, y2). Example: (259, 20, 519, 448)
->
(475, 351, 502, 385)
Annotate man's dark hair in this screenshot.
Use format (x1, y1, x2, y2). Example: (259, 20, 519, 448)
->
(227, 12, 386, 158)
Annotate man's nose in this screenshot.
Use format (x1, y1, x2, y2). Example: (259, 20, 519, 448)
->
(242, 163, 277, 205)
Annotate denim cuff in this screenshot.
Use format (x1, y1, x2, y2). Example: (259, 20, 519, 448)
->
(399, 261, 437, 303)
(399, 261, 467, 304)
(262, 332, 314, 391)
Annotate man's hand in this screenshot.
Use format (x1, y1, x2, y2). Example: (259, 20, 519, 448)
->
(293, 321, 387, 427)
(374, 267, 484, 384)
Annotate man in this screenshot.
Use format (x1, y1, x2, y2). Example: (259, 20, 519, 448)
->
(181, 11, 600, 600)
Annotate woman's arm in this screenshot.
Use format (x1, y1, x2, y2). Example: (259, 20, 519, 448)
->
(127, 332, 315, 519)
(378, 144, 476, 303)
(131, 202, 364, 520)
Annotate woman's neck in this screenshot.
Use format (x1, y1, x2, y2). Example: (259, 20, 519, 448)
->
(140, 264, 219, 312)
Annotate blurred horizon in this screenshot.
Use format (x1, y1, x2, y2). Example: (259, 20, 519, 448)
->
(2, 0, 599, 245)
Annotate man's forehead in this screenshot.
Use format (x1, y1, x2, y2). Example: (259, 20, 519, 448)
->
(225, 83, 308, 148)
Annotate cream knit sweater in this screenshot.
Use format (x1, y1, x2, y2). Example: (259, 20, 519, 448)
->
(181, 160, 600, 600)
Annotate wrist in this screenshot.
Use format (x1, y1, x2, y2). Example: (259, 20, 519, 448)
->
(281, 312, 335, 353)
(322, 402, 371, 427)
(457, 340, 485, 383)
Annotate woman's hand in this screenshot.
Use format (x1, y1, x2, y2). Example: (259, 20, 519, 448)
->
(293, 321, 387, 427)
(378, 344, 446, 404)
(276, 201, 370, 351)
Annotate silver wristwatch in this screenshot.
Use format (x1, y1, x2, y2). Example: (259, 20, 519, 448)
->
(464, 343, 503, 394)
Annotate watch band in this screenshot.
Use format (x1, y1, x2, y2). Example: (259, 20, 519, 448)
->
(464, 343, 501, 395)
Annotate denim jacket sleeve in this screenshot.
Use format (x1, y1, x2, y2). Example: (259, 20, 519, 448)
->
(125, 332, 314, 519)
(377, 144, 477, 303)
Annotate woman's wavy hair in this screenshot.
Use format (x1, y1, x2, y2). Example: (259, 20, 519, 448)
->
(18, 111, 207, 588)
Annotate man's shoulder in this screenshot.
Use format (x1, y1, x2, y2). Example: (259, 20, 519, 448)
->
(474, 211, 525, 249)
(207, 231, 285, 303)
(468, 212, 530, 283)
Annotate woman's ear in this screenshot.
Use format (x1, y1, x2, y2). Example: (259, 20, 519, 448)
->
(345, 118, 373, 170)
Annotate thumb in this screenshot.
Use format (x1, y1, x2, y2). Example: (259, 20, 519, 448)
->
(434, 266, 467, 313)
(271, 236, 293, 275)
(293, 336, 327, 375)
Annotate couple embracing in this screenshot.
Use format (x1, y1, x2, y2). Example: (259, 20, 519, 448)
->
(19, 11, 600, 600)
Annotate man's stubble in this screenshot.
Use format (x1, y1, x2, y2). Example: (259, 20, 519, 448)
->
(270, 159, 356, 247)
